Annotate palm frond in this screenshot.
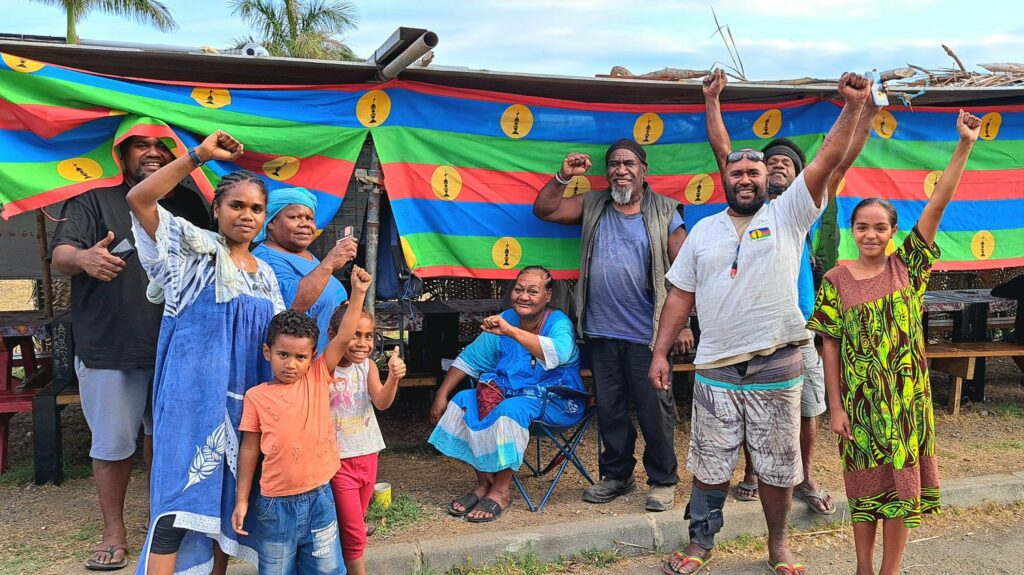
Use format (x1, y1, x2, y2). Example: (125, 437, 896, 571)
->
(300, 0, 357, 35)
(93, 0, 178, 32)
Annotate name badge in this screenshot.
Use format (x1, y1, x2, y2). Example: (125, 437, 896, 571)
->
(748, 227, 772, 240)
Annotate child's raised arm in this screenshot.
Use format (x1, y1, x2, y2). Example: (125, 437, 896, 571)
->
(232, 431, 261, 536)
(917, 110, 982, 245)
(368, 346, 405, 411)
(323, 266, 372, 372)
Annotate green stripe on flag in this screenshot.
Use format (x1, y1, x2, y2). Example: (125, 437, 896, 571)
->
(837, 228, 1024, 263)
(372, 126, 825, 176)
(0, 70, 367, 159)
(404, 233, 580, 271)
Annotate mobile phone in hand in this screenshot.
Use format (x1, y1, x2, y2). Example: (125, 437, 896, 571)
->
(338, 225, 354, 244)
(865, 70, 889, 107)
(110, 238, 135, 262)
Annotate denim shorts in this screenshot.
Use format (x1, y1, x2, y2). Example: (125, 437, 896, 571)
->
(255, 484, 346, 575)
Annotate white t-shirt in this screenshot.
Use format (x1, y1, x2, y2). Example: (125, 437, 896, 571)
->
(665, 172, 826, 367)
(329, 359, 386, 458)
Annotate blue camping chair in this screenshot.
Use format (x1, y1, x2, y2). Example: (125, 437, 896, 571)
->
(511, 385, 597, 512)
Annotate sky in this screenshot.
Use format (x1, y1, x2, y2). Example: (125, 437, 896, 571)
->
(4, 0, 1023, 81)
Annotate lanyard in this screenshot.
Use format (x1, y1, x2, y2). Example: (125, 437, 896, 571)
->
(730, 241, 740, 278)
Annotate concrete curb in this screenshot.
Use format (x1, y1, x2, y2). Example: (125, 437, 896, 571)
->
(358, 471, 1024, 575)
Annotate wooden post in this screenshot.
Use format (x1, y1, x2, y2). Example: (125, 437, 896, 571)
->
(35, 211, 54, 318)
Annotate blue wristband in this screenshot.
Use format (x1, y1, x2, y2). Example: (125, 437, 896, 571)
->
(188, 148, 204, 167)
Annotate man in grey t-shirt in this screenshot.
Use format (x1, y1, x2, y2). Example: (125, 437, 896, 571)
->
(533, 139, 689, 512)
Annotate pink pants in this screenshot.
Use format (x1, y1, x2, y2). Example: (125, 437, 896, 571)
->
(329, 453, 378, 561)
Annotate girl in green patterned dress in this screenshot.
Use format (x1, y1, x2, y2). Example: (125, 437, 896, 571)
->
(808, 109, 982, 575)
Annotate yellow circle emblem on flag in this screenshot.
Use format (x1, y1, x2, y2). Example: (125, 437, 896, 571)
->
(262, 156, 300, 181)
(57, 157, 103, 182)
(2, 54, 45, 73)
(684, 174, 714, 204)
(357, 90, 391, 127)
(753, 109, 782, 139)
(562, 176, 591, 198)
(500, 104, 534, 139)
(190, 87, 231, 109)
(979, 112, 1002, 141)
(430, 166, 462, 200)
(885, 238, 897, 256)
(633, 113, 664, 145)
(873, 110, 897, 139)
(923, 170, 943, 198)
(492, 237, 522, 269)
(400, 237, 416, 269)
(835, 177, 847, 196)
(971, 230, 995, 260)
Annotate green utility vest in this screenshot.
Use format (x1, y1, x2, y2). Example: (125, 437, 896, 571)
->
(576, 183, 681, 347)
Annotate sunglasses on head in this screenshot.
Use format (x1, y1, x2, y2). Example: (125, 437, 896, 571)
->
(726, 150, 765, 163)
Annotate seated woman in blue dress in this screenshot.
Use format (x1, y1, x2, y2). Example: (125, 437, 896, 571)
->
(428, 265, 584, 523)
(251, 187, 357, 350)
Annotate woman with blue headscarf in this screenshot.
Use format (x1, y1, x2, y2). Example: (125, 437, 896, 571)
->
(252, 187, 357, 350)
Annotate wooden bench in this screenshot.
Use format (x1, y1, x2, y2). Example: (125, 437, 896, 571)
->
(926, 341, 1024, 416)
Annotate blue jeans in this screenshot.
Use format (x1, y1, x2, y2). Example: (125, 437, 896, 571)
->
(255, 484, 346, 575)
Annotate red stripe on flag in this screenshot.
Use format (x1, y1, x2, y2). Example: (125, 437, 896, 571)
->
(1, 175, 125, 219)
(380, 163, 726, 206)
(841, 167, 1024, 202)
(412, 264, 580, 280)
(0, 99, 113, 139)
(234, 152, 355, 197)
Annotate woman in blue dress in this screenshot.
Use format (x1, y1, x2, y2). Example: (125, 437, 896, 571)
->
(251, 186, 356, 350)
(429, 265, 584, 522)
(127, 130, 284, 575)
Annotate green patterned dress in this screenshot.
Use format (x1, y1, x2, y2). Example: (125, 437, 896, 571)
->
(808, 227, 941, 526)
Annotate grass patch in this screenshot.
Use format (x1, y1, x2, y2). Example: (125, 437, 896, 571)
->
(717, 532, 767, 554)
(0, 460, 92, 486)
(366, 493, 430, 537)
(71, 522, 102, 542)
(0, 543, 47, 575)
(446, 550, 552, 575)
(570, 548, 621, 569)
(986, 402, 1024, 418)
(439, 547, 626, 575)
(991, 439, 1024, 450)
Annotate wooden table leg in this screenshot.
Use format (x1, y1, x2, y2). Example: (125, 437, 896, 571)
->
(930, 357, 976, 416)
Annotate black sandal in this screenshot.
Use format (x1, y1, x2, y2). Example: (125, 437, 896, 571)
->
(446, 492, 481, 517)
(466, 497, 508, 523)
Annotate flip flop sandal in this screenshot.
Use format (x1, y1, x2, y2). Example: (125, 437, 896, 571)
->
(465, 497, 507, 523)
(85, 544, 128, 571)
(734, 480, 759, 501)
(662, 552, 712, 575)
(447, 492, 481, 517)
(795, 487, 836, 515)
(767, 561, 806, 575)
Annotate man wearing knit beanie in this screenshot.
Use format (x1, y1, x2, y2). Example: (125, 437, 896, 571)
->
(534, 139, 689, 513)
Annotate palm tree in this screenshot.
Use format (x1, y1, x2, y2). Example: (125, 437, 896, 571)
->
(29, 0, 177, 45)
(231, 0, 359, 61)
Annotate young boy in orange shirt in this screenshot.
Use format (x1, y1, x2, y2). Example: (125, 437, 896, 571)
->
(232, 266, 372, 575)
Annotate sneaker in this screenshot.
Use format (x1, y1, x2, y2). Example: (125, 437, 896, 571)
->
(645, 484, 675, 511)
(582, 476, 636, 503)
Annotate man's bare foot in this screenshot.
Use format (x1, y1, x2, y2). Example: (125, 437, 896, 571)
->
(795, 479, 835, 514)
(663, 543, 713, 574)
